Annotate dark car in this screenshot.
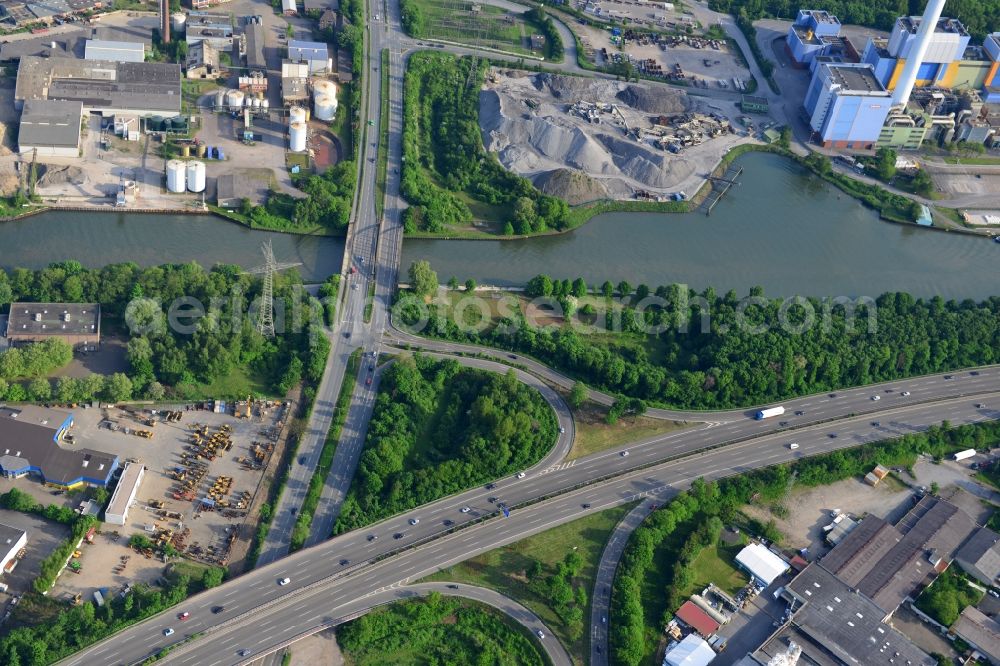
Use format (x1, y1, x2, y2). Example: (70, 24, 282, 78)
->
(443, 519, 454, 526)
(367, 534, 377, 542)
(828, 433, 838, 438)
(393, 532, 405, 539)
(344, 331, 351, 339)
(298, 455, 307, 464)
(488, 497, 498, 503)
(828, 393, 837, 398)
(944, 375, 953, 379)
(971, 371, 980, 376)
(581, 503, 591, 509)
(339, 559, 349, 566)
(872, 421, 881, 427)
(778, 421, 788, 426)
(212, 606, 225, 614)
(447, 584, 459, 589)
(485, 483, 495, 490)
(794, 410, 804, 416)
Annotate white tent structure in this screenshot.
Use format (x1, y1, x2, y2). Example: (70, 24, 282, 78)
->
(735, 543, 789, 586)
(663, 634, 716, 666)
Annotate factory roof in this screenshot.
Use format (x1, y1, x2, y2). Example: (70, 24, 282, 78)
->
(0, 29, 86, 61)
(84, 39, 145, 62)
(674, 601, 719, 637)
(793, 25, 823, 46)
(0, 523, 26, 555)
(186, 40, 219, 69)
(303, 0, 337, 10)
(897, 16, 968, 37)
(15, 57, 181, 114)
(0, 405, 118, 487)
(244, 21, 266, 71)
(802, 10, 839, 25)
(825, 63, 887, 94)
(288, 39, 329, 60)
(735, 543, 788, 585)
(186, 10, 232, 28)
(663, 635, 715, 666)
(785, 564, 935, 666)
(956, 527, 1000, 581)
(17, 99, 82, 150)
(7, 302, 99, 337)
(953, 607, 1000, 663)
(105, 462, 143, 520)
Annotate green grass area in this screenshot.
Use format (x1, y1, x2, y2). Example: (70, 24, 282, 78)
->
(291, 349, 359, 550)
(194, 366, 271, 399)
(408, 0, 546, 57)
(363, 279, 375, 324)
(181, 79, 222, 112)
(375, 49, 390, 220)
(423, 505, 632, 664)
(569, 399, 688, 460)
(941, 156, 1000, 165)
(934, 206, 968, 228)
(683, 539, 748, 598)
(286, 152, 311, 173)
(329, 82, 355, 160)
(167, 560, 215, 582)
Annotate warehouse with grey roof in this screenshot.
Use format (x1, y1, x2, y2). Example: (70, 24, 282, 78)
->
(5, 302, 100, 348)
(16, 100, 83, 158)
(15, 56, 181, 117)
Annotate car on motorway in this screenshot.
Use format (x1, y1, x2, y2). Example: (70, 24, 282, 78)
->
(559, 427, 565, 434)
(344, 331, 351, 338)
(409, 518, 419, 525)
(794, 410, 804, 416)
(828, 433, 838, 438)
(178, 612, 190, 620)
(620, 450, 629, 457)
(447, 584, 459, 589)
(944, 375, 953, 379)
(971, 371, 980, 376)
(901, 391, 911, 396)
(368, 119, 375, 126)
(871, 395, 880, 401)
(366, 377, 372, 386)
(164, 628, 174, 636)
(290, 507, 297, 515)
(394, 532, 405, 539)
(239, 649, 251, 657)
(488, 497, 498, 503)
(582, 503, 591, 508)
(779, 421, 789, 426)
(977, 403, 986, 409)
(485, 483, 495, 490)
(508, 354, 517, 359)
(460, 507, 471, 513)
(443, 519, 454, 526)
(788, 443, 799, 450)
(212, 606, 225, 614)
(298, 455, 307, 464)
(517, 472, 525, 479)
(279, 577, 291, 586)
(536, 630, 545, 639)
(339, 559, 349, 566)
(872, 421, 881, 427)
(367, 534, 378, 541)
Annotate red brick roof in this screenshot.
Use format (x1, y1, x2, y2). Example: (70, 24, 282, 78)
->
(675, 601, 719, 637)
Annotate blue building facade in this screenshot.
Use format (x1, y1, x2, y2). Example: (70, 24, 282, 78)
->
(805, 63, 892, 148)
(786, 10, 842, 67)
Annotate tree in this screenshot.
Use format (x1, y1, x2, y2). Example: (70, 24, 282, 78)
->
(408, 260, 438, 297)
(27, 377, 51, 401)
(447, 276, 459, 290)
(873, 147, 897, 182)
(617, 281, 632, 298)
(202, 566, 225, 588)
(464, 278, 477, 293)
(778, 125, 791, 149)
(525, 274, 553, 298)
(601, 281, 614, 299)
(569, 381, 588, 409)
(103, 373, 133, 403)
(571, 278, 587, 298)
(912, 169, 934, 197)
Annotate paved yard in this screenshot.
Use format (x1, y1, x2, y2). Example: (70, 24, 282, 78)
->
(0, 508, 70, 596)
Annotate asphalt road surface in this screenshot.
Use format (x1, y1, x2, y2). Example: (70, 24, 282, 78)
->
(56, 372, 999, 665)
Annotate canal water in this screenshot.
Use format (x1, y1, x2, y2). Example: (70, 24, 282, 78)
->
(1, 153, 998, 299)
(0, 211, 346, 282)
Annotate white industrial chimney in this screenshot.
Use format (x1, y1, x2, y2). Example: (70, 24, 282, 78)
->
(890, 0, 947, 107)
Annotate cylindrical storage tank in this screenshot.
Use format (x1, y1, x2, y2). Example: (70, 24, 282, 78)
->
(170, 116, 187, 132)
(181, 144, 191, 157)
(314, 94, 336, 121)
(252, 97, 262, 110)
(148, 115, 164, 131)
(214, 88, 226, 110)
(227, 90, 245, 111)
(196, 143, 207, 157)
(166, 160, 186, 193)
(289, 106, 307, 125)
(186, 161, 206, 193)
(311, 78, 335, 96)
(289, 122, 307, 152)
(261, 99, 270, 111)
(171, 12, 186, 33)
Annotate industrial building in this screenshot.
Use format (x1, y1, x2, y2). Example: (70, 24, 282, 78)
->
(15, 56, 182, 117)
(663, 634, 716, 666)
(5, 302, 100, 348)
(804, 62, 892, 148)
(785, 10, 842, 67)
(281, 59, 310, 103)
(282, 0, 298, 15)
(103, 462, 145, 526)
(0, 405, 118, 489)
(954, 527, 1000, 586)
(243, 20, 266, 74)
(0, 523, 27, 574)
(674, 601, 720, 638)
(952, 607, 1000, 665)
(186, 41, 220, 79)
(185, 11, 235, 52)
(84, 39, 145, 63)
(735, 543, 789, 586)
(287, 39, 331, 73)
(16, 99, 83, 158)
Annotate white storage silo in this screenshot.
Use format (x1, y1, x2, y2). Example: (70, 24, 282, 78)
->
(171, 12, 186, 33)
(311, 78, 335, 97)
(214, 88, 226, 110)
(252, 97, 262, 110)
(289, 122, 307, 152)
(314, 94, 336, 121)
(186, 161, 206, 193)
(261, 99, 270, 111)
(166, 160, 186, 193)
(227, 90, 245, 111)
(289, 106, 307, 126)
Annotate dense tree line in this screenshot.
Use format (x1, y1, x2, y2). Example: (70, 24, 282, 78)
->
(400, 53, 569, 234)
(0, 261, 328, 400)
(399, 278, 1000, 409)
(610, 420, 1000, 664)
(709, 0, 1000, 39)
(0, 564, 223, 664)
(916, 566, 982, 627)
(292, 161, 357, 231)
(333, 355, 557, 533)
(338, 593, 546, 666)
(0, 339, 72, 381)
(526, 7, 565, 60)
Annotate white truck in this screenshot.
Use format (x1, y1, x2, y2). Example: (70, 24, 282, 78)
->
(954, 449, 977, 462)
(755, 406, 785, 420)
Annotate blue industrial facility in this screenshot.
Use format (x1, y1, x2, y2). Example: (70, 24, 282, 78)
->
(804, 63, 892, 148)
(785, 10, 843, 67)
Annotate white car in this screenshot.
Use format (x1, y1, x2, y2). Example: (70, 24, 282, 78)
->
(279, 577, 291, 586)
(620, 450, 629, 457)
(871, 395, 880, 401)
(559, 427, 565, 434)
(901, 391, 911, 396)
(536, 630, 545, 639)
(460, 507, 471, 513)
(517, 472, 526, 479)
(164, 628, 174, 636)
(789, 443, 799, 450)
(409, 518, 419, 525)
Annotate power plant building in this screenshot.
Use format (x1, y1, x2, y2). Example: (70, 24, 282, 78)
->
(804, 63, 891, 148)
(785, 10, 842, 67)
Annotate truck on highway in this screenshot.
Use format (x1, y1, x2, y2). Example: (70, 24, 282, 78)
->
(954, 449, 977, 461)
(755, 406, 785, 420)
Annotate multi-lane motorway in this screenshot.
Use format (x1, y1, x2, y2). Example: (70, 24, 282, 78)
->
(56, 366, 999, 665)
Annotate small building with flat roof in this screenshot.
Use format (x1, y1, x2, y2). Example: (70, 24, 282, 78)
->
(104, 462, 145, 525)
(186, 41, 220, 79)
(287, 39, 330, 73)
(955, 527, 1000, 586)
(0, 523, 27, 573)
(0, 405, 118, 489)
(84, 39, 145, 63)
(243, 21, 266, 74)
(17, 99, 83, 158)
(735, 543, 788, 586)
(6, 302, 99, 349)
(674, 600, 720, 638)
